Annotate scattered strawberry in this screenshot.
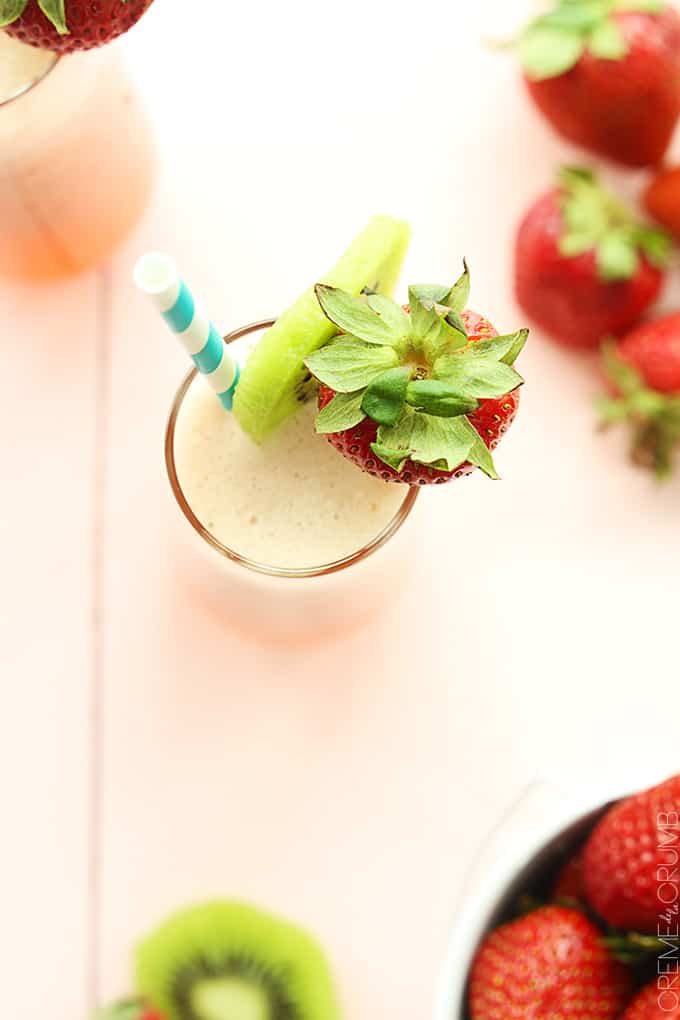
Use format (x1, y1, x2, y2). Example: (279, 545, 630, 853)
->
(468, 905, 632, 1020)
(622, 978, 680, 1019)
(516, 167, 670, 349)
(598, 313, 680, 476)
(644, 164, 680, 239)
(582, 774, 680, 932)
(305, 263, 527, 485)
(553, 852, 587, 905)
(1, 0, 154, 53)
(515, 0, 680, 167)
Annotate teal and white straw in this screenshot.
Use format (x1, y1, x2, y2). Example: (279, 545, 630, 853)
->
(133, 253, 240, 410)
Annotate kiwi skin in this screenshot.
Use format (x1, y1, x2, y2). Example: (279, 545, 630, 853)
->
(135, 901, 341, 1020)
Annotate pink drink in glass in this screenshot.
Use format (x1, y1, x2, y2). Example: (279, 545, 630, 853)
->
(0, 34, 155, 279)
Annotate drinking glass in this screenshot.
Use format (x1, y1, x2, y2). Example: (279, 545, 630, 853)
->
(165, 320, 420, 641)
(0, 34, 155, 279)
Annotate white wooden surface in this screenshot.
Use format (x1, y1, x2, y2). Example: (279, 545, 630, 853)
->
(1, 1, 679, 1018)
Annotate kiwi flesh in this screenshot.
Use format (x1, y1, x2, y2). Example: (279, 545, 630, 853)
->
(135, 901, 340, 1020)
(232, 214, 410, 443)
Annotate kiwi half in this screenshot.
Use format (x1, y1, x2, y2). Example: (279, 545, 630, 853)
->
(232, 214, 410, 443)
(135, 901, 340, 1020)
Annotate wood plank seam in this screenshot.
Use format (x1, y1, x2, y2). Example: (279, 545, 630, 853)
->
(88, 265, 112, 1014)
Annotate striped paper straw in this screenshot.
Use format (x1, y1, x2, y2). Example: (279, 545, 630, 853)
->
(133, 253, 240, 410)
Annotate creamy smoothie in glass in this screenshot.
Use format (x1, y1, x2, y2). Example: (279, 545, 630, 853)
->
(165, 321, 419, 641)
(0, 33, 154, 280)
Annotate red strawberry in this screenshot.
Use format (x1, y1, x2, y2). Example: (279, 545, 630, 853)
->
(582, 774, 680, 933)
(516, 1, 680, 167)
(2, 0, 154, 53)
(516, 167, 669, 350)
(598, 314, 680, 476)
(305, 264, 527, 485)
(468, 905, 632, 1020)
(622, 979, 680, 1019)
(644, 164, 680, 239)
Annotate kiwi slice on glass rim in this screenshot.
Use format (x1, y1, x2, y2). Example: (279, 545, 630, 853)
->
(233, 214, 410, 443)
(135, 900, 340, 1020)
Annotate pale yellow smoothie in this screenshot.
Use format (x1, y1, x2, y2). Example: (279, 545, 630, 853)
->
(173, 377, 405, 571)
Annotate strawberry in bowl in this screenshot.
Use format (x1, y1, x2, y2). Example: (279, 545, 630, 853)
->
(516, 167, 670, 350)
(582, 773, 680, 933)
(514, 0, 680, 167)
(305, 262, 528, 485)
(437, 773, 680, 1020)
(622, 979, 680, 1019)
(0, 0, 155, 53)
(468, 905, 632, 1020)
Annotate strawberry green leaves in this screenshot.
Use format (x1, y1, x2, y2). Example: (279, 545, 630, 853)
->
(455, 328, 529, 365)
(519, 24, 586, 80)
(314, 285, 404, 346)
(366, 293, 411, 336)
(598, 342, 680, 478)
(38, 0, 68, 33)
(596, 229, 639, 281)
(558, 166, 672, 282)
(361, 366, 410, 426)
(409, 261, 471, 317)
(408, 293, 466, 363)
(0, 0, 28, 27)
(315, 391, 367, 434)
(406, 380, 479, 418)
(434, 331, 527, 399)
(371, 408, 499, 478)
(310, 269, 529, 476)
(516, 0, 665, 80)
(588, 17, 627, 58)
(445, 258, 471, 314)
(0, 0, 71, 32)
(305, 338, 398, 392)
(434, 355, 524, 400)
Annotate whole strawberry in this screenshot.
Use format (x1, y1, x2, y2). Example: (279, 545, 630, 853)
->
(598, 314, 680, 476)
(622, 979, 680, 1019)
(468, 905, 632, 1020)
(305, 263, 527, 485)
(515, 0, 680, 167)
(1, 0, 154, 53)
(516, 167, 670, 349)
(582, 774, 680, 932)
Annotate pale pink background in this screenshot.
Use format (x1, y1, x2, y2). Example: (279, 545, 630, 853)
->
(2, 2, 679, 1019)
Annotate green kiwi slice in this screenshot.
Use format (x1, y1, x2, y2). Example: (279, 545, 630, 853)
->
(233, 214, 410, 443)
(135, 901, 340, 1020)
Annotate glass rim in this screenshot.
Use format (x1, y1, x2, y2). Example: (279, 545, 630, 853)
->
(165, 318, 419, 580)
(0, 42, 60, 108)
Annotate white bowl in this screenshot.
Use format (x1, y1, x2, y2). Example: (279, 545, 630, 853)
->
(434, 781, 629, 1020)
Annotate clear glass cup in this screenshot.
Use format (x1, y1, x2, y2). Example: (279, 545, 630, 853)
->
(165, 320, 420, 642)
(0, 34, 155, 280)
